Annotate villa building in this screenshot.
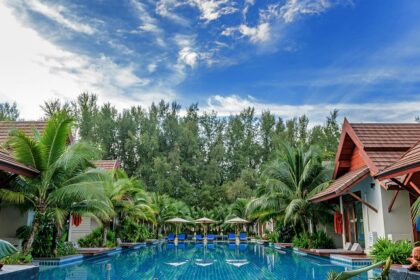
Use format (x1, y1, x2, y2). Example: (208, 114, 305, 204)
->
(0, 121, 121, 246)
(0, 121, 46, 248)
(310, 119, 420, 251)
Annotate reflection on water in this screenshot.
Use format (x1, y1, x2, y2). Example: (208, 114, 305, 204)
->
(39, 243, 369, 280)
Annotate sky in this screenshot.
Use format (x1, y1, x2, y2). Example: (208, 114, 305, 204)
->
(1, 0, 420, 123)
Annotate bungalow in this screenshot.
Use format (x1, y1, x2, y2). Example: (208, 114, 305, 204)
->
(0, 121, 121, 245)
(0, 121, 46, 248)
(310, 119, 420, 251)
(68, 159, 120, 243)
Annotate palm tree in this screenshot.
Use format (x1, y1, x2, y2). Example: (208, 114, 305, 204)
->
(150, 194, 174, 238)
(100, 170, 155, 246)
(247, 143, 331, 233)
(0, 113, 113, 254)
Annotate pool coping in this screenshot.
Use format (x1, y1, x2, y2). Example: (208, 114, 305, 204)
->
(289, 247, 373, 267)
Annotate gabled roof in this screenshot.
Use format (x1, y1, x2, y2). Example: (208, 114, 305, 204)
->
(310, 166, 370, 203)
(0, 149, 39, 177)
(0, 122, 47, 177)
(376, 140, 420, 180)
(92, 160, 120, 171)
(0, 121, 47, 145)
(334, 119, 420, 178)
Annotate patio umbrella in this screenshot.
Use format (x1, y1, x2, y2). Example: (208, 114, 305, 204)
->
(225, 217, 249, 244)
(166, 217, 191, 245)
(195, 217, 216, 238)
(225, 217, 249, 233)
(166, 217, 191, 234)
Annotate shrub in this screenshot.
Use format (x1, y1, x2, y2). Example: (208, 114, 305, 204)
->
(56, 241, 77, 257)
(293, 232, 311, 248)
(276, 224, 295, 243)
(118, 219, 150, 242)
(292, 231, 334, 249)
(78, 227, 117, 248)
(369, 238, 413, 264)
(16, 215, 55, 257)
(266, 231, 280, 243)
(0, 252, 32, 265)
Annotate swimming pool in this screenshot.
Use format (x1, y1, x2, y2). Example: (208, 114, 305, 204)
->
(39, 243, 373, 279)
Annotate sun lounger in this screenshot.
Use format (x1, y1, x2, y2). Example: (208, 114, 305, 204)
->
(311, 243, 363, 254)
(178, 233, 186, 242)
(196, 234, 203, 242)
(168, 233, 175, 242)
(207, 234, 215, 242)
(228, 233, 236, 242)
(239, 232, 247, 242)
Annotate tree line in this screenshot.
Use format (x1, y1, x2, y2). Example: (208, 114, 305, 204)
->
(0, 93, 341, 209)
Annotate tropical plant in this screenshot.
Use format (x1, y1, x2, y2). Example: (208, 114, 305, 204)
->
(369, 238, 413, 264)
(247, 143, 331, 232)
(326, 257, 391, 280)
(0, 240, 17, 259)
(118, 218, 150, 242)
(266, 231, 280, 243)
(56, 241, 77, 257)
(99, 169, 154, 246)
(292, 231, 334, 249)
(78, 227, 116, 248)
(0, 252, 32, 265)
(0, 113, 113, 255)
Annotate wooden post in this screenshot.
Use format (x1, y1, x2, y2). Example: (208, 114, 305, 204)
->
(347, 192, 378, 213)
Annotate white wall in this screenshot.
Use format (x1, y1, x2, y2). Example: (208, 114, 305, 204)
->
(69, 216, 101, 243)
(350, 177, 413, 250)
(0, 204, 30, 238)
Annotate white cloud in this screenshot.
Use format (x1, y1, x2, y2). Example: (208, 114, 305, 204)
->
(239, 23, 271, 44)
(25, 0, 96, 34)
(155, 0, 190, 26)
(187, 0, 238, 22)
(203, 95, 420, 124)
(178, 47, 199, 67)
(0, 3, 175, 119)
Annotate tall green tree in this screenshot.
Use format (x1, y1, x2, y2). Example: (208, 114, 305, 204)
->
(0, 102, 19, 121)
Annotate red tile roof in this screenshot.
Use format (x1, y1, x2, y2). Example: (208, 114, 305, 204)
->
(310, 166, 370, 203)
(351, 123, 420, 150)
(0, 121, 47, 145)
(376, 141, 420, 180)
(0, 149, 39, 177)
(92, 160, 120, 171)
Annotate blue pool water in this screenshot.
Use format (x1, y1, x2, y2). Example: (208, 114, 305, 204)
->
(39, 243, 372, 279)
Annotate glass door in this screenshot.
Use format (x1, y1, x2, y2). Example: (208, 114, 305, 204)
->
(343, 198, 365, 248)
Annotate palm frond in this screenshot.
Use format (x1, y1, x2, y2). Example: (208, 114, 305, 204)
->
(7, 129, 45, 170)
(41, 113, 73, 168)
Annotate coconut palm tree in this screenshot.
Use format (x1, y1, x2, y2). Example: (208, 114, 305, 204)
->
(100, 169, 155, 246)
(0, 113, 113, 254)
(247, 143, 331, 232)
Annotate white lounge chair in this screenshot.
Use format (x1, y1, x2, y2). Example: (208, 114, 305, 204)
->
(311, 242, 363, 254)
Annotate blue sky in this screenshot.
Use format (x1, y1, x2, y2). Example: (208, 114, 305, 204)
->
(1, 0, 420, 123)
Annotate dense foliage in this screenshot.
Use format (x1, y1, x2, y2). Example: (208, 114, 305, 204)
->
(292, 231, 334, 249)
(118, 219, 151, 242)
(33, 94, 341, 210)
(78, 227, 117, 248)
(369, 238, 413, 264)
